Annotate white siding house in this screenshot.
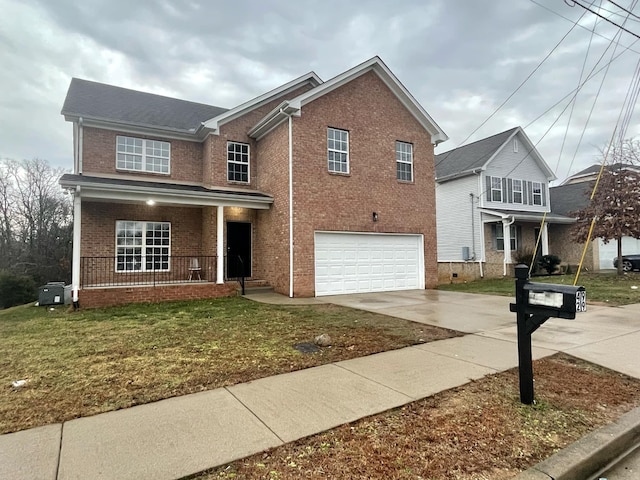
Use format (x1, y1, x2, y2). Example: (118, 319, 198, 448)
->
(435, 127, 574, 281)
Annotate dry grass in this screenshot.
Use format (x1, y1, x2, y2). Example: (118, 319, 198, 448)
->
(0, 297, 460, 434)
(197, 354, 640, 480)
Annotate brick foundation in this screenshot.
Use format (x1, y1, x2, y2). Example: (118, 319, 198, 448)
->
(79, 282, 238, 309)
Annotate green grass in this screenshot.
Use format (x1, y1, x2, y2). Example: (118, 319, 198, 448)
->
(0, 297, 459, 435)
(438, 272, 640, 306)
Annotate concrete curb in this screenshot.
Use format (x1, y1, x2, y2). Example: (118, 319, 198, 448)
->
(514, 405, 640, 480)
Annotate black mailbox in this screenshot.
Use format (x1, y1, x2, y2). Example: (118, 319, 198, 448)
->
(509, 264, 586, 404)
(523, 282, 586, 319)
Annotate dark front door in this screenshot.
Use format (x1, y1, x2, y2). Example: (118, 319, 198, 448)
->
(227, 222, 252, 278)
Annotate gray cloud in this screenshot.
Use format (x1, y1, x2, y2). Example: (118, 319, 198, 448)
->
(1, 0, 640, 181)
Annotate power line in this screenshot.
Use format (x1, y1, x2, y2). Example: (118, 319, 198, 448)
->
(434, 4, 590, 171)
(529, 0, 640, 54)
(570, 0, 640, 39)
(607, 0, 640, 21)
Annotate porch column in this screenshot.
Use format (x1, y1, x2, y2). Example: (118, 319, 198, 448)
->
(72, 190, 81, 290)
(503, 220, 513, 265)
(216, 206, 224, 284)
(541, 223, 549, 256)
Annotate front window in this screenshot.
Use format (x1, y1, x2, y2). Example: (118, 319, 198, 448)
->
(116, 136, 170, 174)
(495, 225, 518, 251)
(396, 141, 413, 181)
(491, 176, 502, 202)
(532, 181, 542, 205)
(227, 142, 250, 183)
(116, 221, 170, 272)
(327, 128, 349, 173)
(512, 179, 523, 204)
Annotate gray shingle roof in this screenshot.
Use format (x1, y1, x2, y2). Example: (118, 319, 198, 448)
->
(61, 78, 228, 132)
(549, 181, 593, 216)
(435, 127, 518, 181)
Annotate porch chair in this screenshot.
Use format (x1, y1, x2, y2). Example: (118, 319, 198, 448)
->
(188, 257, 202, 281)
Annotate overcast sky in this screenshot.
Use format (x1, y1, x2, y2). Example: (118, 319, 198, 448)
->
(2, 0, 640, 182)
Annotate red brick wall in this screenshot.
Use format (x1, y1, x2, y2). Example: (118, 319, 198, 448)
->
(81, 127, 203, 182)
(81, 202, 204, 257)
(254, 121, 290, 294)
(203, 85, 314, 190)
(80, 283, 237, 308)
(288, 70, 438, 296)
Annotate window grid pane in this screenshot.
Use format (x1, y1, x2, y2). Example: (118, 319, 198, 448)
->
(227, 142, 249, 182)
(532, 182, 542, 205)
(396, 141, 413, 181)
(513, 179, 523, 204)
(116, 136, 170, 174)
(327, 128, 349, 173)
(116, 221, 170, 272)
(491, 177, 502, 202)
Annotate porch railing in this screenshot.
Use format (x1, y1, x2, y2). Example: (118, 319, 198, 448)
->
(80, 256, 217, 287)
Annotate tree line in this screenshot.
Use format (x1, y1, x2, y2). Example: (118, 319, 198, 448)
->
(0, 158, 72, 308)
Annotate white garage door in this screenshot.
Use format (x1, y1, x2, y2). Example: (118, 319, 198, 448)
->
(598, 237, 640, 270)
(314, 232, 424, 296)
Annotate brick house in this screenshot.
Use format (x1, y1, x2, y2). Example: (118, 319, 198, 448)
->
(59, 57, 448, 307)
(434, 127, 574, 282)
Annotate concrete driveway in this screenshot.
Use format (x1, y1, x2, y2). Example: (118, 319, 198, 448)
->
(318, 289, 640, 378)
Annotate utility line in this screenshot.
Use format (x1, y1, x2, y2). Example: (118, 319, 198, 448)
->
(570, 0, 640, 39)
(607, 0, 640, 21)
(433, 4, 590, 171)
(529, 0, 640, 54)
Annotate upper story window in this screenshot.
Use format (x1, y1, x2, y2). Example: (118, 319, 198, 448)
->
(396, 141, 413, 182)
(115, 221, 170, 272)
(512, 179, 523, 204)
(327, 127, 349, 174)
(486, 176, 546, 207)
(116, 136, 170, 174)
(490, 176, 502, 202)
(227, 141, 249, 183)
(532, 181, 542, 205)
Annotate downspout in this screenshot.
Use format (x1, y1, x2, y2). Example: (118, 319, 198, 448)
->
(287, 113, 294, 298)
(470, 192, 483, 278)
(503, 215, 515, 277)
(78, 117, 84, 174)
(72, 185, 82, 300)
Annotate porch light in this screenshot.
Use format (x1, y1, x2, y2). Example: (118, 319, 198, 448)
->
(146, 200, 156, 206)
(372, 212, 378, 222)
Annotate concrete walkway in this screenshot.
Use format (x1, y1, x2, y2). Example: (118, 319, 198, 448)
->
(2, 290, 640, 480)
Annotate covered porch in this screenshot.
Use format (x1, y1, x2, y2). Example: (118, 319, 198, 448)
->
(481, 209, 576, 277)
(59, 174, 273, 306)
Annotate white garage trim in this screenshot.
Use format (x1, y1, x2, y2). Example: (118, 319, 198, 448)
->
(314, 231, 425, 296)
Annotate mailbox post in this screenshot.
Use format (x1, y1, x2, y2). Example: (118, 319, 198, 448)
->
(509, 264, 586, 404)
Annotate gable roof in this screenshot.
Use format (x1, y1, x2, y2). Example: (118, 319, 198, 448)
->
(562, 162, 640, 184)
(549, 181, 593, 216)
(434, 126, 555, 182)
(61, 78, 228, 133)
(248, 56, 448, 144)
(202, 72, 322, 133)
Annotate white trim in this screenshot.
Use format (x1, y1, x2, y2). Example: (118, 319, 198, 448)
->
(72, 189, 82, 291)
(216, 206, 224, 284)
(288, 115, 294, 298)
(541, 223, 549, 256)
(532, 181, 542, 206)
(78, 118, 84, 174)
(327, 127, 349, 174)
(396, 141, 413, 182)
(226, 141, 250, 184)
(512, 179, 523, 204)
(281, 57, 448, 144)
(116, 135, 171, 175)
(203, 72, 323, 133)
(67, 117, 204, 142)
(114, 221, 171, 273)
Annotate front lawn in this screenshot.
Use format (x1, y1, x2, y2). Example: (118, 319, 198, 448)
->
(0, 297, 460, 435)
(438, 272, 640, 306)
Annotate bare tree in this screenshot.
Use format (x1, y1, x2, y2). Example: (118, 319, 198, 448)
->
(0, 158, 72, 284)
(571, 155, 640, 275)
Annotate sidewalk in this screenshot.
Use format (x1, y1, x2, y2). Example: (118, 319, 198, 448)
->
(2, 290, 640, 480)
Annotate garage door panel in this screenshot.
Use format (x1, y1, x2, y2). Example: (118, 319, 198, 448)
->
(314, 232, 424, 296)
